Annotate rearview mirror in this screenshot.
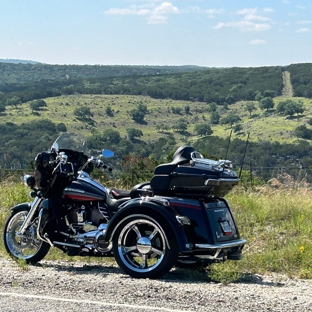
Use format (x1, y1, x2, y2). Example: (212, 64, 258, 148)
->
(102, 149, 114, 158)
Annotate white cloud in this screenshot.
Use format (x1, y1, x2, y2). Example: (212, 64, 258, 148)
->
(153, 2, 178, 14)
(188, 6, 224, 18)
(213, 7, 272, 32)
(296, 5, 305, 9)
(104, 2, 179, 24)
(297, 20, 311, 25)
(296, 28, 311, 33)
(213, 22, 225, 30)
(148, 14, 168, 24)
(249, 39, 266, 45)
(213, 20, 271, 32)
(264, 8, 274, 13)
(205, 8, 224, 18)
(236, 8, 258, 15)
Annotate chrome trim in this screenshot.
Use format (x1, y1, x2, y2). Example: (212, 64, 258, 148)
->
(195, 239, 246, 250)
(204, 178, 240, 186)
(108, 214, 171, 249)
(18, 197, 42, 235)
(53, 241, 81, 248)
(176, 215, 191, 225)
(36, 208, 50, 244)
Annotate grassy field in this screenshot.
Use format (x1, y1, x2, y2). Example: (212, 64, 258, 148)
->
(2, 94, 312, 145)
(1, 179, 312, 282)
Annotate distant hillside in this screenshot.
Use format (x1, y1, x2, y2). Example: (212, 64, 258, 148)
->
(0, 63, 206, 85)
(0, 59, 39, 65)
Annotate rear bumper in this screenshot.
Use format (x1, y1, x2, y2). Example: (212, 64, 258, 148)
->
(195, 239, 246, 250)
(181, 239, 246, 262)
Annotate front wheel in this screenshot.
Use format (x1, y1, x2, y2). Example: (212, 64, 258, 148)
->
(113, 215, 178, 279)
(3, 208, 50, 263)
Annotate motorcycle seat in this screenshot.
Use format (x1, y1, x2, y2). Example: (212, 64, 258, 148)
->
(106, 191, 130, 212)
(110, 188, 131, 199)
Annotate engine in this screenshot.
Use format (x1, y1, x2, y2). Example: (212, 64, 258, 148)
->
(64, 203, 110, 253)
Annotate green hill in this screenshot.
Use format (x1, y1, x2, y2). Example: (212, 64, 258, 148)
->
(1, 62, 312, 183)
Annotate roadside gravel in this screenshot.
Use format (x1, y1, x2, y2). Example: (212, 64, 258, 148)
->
(0, 257, 311, 312)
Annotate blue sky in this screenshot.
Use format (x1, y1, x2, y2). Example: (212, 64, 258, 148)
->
(1, 0, 311, 67)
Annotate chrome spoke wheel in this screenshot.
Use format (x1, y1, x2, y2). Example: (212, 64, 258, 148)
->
(4, 209, 49, 262)
(113, 215, 178, 279)
(117, 219, 165, 272)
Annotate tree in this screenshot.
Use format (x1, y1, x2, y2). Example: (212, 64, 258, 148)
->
(172, 120, 187, 132)
(102, 129, 121, 144)
(0, 103, 5, 114)
(126, 128, 143, 141)
(245, 102, 256, 116)
(56, 123, 67, 132)
(194, 123, 213, 136)
(276, 99, 304, 117)
(233, 124, 243, 133)
(105, 105, 113, 117)
(73, 106, 93, 119)
(207, 102, 217, 112)
(254, 92, 263, 102)
(156, 123, 169, 132)
(128, 101, 148, 123)
(294, 124, 312, 139)
(220, 114, 241, 128)
(259, 97, 274, 111)
(6, 96, 22, 107)
(30, 99, 47, 111)
(184, 105, 190, 114)
(210, 111, 220, 124)
(171, 107, 182, 114)
(129, 109, 146, 123)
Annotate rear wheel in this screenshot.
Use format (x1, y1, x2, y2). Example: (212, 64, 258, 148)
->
(113, 215, 178, 279)
(3, 208, 50, 263)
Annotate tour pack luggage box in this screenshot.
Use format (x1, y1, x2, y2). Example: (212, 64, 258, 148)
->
(150, 147, 239, 198)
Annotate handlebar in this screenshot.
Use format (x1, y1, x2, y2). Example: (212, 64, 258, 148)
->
(95, 159, 113, 172)
(80, 155, 113, 173)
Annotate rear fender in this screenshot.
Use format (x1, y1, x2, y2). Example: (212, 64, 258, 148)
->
(105, 198, 190, 252)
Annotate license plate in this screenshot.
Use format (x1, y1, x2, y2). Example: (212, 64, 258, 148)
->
(220, 221, 232, 235)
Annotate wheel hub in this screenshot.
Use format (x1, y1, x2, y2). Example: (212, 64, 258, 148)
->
(137, 237, 152, 254)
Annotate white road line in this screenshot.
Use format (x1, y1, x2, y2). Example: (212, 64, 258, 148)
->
(0, 292, 194, 312)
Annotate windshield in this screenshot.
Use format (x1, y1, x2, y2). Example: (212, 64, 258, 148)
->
(52, 132, 89, 154)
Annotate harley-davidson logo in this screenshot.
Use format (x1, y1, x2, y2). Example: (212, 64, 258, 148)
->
(65, 188, 85, 193)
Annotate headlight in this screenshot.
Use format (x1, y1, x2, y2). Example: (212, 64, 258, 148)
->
(23, 175, 36, 188)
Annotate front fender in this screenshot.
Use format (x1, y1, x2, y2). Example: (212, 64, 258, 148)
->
(10, 202, 32, 212)
(105, 198, 190, 252)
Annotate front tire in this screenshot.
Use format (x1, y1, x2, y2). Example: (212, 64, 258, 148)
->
(113, 215, 178, 279)
(3, 208, 50, 263)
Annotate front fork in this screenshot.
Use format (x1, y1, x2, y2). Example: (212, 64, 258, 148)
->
(18, 196, 42, 235)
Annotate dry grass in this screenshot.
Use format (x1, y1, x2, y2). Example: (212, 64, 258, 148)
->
(1, 178, 312, 279)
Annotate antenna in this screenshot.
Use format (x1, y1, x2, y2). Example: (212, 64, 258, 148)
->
(239, 132, 250, 179)
(221, 130, 232, 177)
(224, 130, 232, 161)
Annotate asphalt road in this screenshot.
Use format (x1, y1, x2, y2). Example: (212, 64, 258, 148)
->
(0, 257, 312, 312)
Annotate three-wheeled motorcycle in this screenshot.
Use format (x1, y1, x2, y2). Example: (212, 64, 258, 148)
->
(3, 132, 246, 278)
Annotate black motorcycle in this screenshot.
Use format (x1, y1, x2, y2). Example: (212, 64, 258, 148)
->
(3, 132, 246, 279)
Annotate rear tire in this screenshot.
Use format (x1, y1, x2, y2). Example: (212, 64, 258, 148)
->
(113, 215, 178, 278)
(3, 208, 50, 264)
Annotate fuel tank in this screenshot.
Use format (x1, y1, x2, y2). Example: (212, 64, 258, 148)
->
(63, 172, 106, 202)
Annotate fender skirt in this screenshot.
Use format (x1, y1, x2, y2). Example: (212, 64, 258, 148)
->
(104, 197, 190, 253)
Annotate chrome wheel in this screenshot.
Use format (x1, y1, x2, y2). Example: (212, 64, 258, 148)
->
(4, 208, 50, 262)
(113, 215, 178, 278)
